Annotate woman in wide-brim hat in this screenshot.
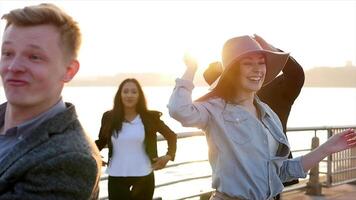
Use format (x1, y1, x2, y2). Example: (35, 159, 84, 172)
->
(198, 35, 289, 102)
(168, 35, 356, 200)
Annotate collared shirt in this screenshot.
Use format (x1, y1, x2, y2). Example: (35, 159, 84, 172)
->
(0, 99, 66, 164)
(168, 79, 307, 200)
(107, 115, 152, 177)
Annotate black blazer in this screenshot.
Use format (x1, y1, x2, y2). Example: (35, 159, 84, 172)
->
(95, 110, 177, 163)
(258, 54, 305, 133)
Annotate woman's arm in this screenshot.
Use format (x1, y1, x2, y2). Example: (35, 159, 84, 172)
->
(301, 129, 356, 172)
(279, 129, 356, 182)
(167, 54, 210, 129)
(95, 111, 110, 151)
(254, 34, 305, 102)
(151, 116, 177, 170)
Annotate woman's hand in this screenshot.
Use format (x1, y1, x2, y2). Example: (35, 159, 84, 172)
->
(302, 128, 356, 172)
(100, 155, 107, 166)
(182, 53, 198, 81)
(253, 34, 278, 52)
(152, 155, 172, 170)
(183, 53, 198, 72)
(321, 129, 356, 155)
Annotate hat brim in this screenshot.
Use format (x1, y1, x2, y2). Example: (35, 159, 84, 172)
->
(209, 50, 289, 90)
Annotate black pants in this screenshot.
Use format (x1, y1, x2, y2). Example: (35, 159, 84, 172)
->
(108, 173, 155, 200)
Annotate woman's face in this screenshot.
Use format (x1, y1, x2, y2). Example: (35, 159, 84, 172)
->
(121, 81, 140, 109)
(236, 52, 266, 93)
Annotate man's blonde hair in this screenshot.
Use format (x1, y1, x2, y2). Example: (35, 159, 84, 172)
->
(2, 3, 81, 60)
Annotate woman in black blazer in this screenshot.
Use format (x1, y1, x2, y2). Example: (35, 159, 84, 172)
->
(95, 78, 177, 200)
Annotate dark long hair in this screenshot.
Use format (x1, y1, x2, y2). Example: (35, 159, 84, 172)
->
(106, 78, 148, 137)
(196, 62, 240, 103)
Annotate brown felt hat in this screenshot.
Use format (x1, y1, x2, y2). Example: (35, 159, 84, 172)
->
(208, 35, 289, 90)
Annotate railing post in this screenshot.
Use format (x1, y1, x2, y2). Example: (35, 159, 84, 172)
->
(305, 134, 322, 195)
(326, 129, 333, 186)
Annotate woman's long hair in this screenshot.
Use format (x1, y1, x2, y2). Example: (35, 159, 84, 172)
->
(107, 78, 148, 137)
(196, 62, 240, 103)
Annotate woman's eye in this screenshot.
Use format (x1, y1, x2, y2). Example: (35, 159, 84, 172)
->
(241, 62, 252, 65)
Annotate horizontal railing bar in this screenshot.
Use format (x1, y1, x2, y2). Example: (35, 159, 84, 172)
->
(330, 156, 356, 161)
(292, 148, 311, 153)
(176, 190, 214, 200)
(156, 175, 211, 188)
(331, 166, 356, 174)
(164, 159, 208, 169)
(156, 125, 356, 141)
(287, 125, 356, 132)
(328, 177, 356, 187)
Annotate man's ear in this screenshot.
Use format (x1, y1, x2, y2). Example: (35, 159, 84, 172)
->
(62, 60, 80, 83)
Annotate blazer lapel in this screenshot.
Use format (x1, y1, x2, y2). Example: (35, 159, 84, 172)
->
(0, 127, 50, 176)
(0, 103, 78, 176)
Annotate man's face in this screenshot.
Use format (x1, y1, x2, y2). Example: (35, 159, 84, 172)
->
(0, 24, 70, 110)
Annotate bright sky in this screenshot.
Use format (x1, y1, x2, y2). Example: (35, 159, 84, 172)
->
(0, 0, 355, 78)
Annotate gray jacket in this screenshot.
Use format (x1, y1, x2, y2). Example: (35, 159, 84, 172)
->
(0, 103, 101, 200)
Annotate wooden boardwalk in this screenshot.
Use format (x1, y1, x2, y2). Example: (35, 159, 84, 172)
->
(281, 183, 356, 200)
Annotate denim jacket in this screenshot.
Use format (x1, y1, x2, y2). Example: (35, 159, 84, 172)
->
(168, 78, 306, 200)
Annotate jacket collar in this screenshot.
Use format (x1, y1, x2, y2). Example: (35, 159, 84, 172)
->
(0, 102, 78, 176)
(254, 96, 273, 119)
(223, 96, 273, 119)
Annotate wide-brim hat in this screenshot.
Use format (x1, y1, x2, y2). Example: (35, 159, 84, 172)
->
(209, 35, 290, 90)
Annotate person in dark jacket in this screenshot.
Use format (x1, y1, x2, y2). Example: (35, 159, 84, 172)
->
(95, 78, 177, 200)
(203, 34, 304, 198)
(0, 3, 101, 199)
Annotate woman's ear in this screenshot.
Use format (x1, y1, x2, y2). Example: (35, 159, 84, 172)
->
(62, 60, 80, 83)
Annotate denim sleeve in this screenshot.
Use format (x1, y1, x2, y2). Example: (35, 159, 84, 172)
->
(279, 156, 307, 182)
(167, 78, 210, 129)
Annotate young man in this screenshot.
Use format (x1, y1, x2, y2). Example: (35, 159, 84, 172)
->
(0, 3, 101, 199)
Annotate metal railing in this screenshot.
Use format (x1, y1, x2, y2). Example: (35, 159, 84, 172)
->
(99, 125, 356, 200)
(326, 126, 356, 187)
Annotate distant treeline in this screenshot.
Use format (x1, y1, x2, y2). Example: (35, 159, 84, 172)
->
(67, 66, 356, 87)
(304, 66, 356, 87)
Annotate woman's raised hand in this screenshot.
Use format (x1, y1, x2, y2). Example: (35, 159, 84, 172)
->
(182, 53, 198, 81)
(253, 34, 278, 52)
(183, 53, 198, 72)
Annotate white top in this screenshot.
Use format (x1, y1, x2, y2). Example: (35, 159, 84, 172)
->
(106, 115, 152, 177)
(262, 125, 279, 157)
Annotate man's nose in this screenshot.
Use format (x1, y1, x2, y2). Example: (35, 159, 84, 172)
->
(7, 57, 26, 72)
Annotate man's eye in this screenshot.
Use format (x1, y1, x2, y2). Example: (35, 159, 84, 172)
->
(29, 54, 41, 60)
(1, 51, 13, 57)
